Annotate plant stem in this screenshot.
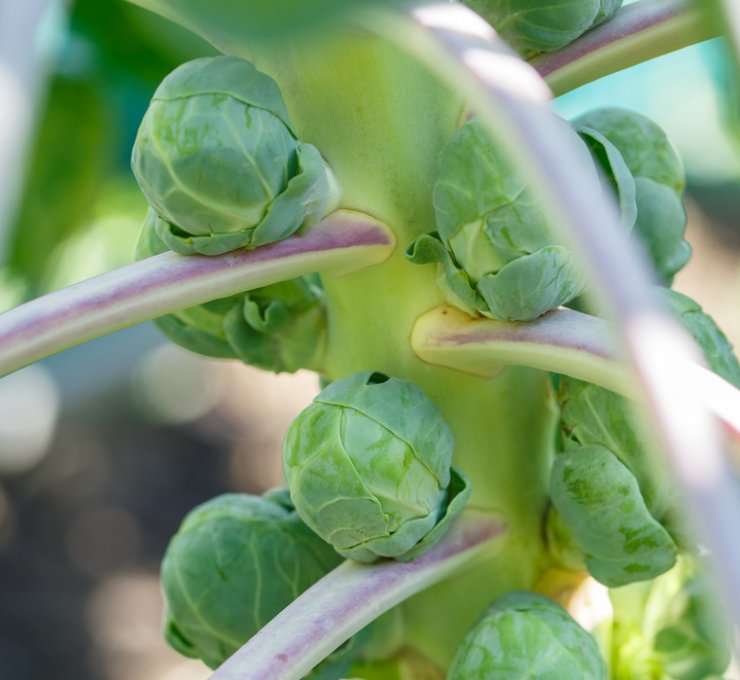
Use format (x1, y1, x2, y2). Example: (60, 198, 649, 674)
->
(412, 305, 740, 438)
(530, 0, 717, 96)
(367, 0, 740, 629)
(251, 35, 558, 667)
(209, 510, 505, 680)
(0, 211, 393, 378)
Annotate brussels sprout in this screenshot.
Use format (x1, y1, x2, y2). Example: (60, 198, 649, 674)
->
(574, 108, 690, 284)
(557, 287, 740, 531)
(447, 591, 607, 679)
(283, 371, 471, 562)
(610, 558, 731, 680)
(550, 446, 677, 587)
(407, 117, 591, 321)
(462, 0, 622, 55)
(659, 288, 740, 388)
(161, 492, 343, 670)
(136, 209, 327, 372)
(132, 56, 339, 256)
(222, 276, 326, 373)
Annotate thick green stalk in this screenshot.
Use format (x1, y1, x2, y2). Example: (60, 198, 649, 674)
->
(250, 33, 559, 667)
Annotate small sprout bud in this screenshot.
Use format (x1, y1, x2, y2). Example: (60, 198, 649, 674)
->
(136, 211, 327, 373)
(448, 591, 607, 679)
(161, 492, 342, 669)
(408, 117, 593, 321)
(462, 0, 622, 55)
(132, 56, 339, 256)
(283, 371, 471, 562)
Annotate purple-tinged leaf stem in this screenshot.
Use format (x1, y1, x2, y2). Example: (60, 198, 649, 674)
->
(209, 510, 505, 680)
(367, 0, 740, 628)
(0, 211, 394, 378)
(530, 0, 716, 96)
(412, 305, 740, 439)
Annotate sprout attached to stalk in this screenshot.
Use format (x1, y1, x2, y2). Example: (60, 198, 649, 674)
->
(448, 591, 607, 679)
(574, 108, 690, 285)
(132, 56, 339, 256)
(283, 371, 471, 563)
(408, 117, 594, 321)
(461, 0, 623, 56)
(160, 491, 349, 672)
(135, 211, 327, 373)
(547, 287, 740, 585)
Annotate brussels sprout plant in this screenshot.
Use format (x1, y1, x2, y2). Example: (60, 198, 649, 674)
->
(2, 0, 740, 678)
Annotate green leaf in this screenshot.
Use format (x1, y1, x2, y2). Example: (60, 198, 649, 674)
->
(572, 108, 689, 284)
(659, 288, 740, 388)
(398, 468, 472, 562)
(576, 124, 638, 231)
(550, 446, 677, 587)
(475, 245, 588, 321)
(558, 378, 671, 520)
(632, 178, 690, 285)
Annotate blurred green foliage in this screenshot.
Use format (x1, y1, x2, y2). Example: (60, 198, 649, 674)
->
(7, 0, 216, 299)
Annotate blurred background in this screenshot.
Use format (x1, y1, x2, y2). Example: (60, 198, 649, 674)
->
(0, 1, 738, 679)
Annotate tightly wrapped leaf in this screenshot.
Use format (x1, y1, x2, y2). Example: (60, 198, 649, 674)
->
(132, 56, 338, 256)
(610, 558, 731, 680)
(408, 117, 593, 321)
(136, 210, 326, 373)
(574, 108, 690, 285)
(553, 287, 740, 567)
(161, 491, 344, 671)
(549, 445, 678, 587)
(558, 378, 672, 521)
(575, 125, 637, 231)
(447, 591, 606, 679)
(462, 0, 623, 55)
(283, 371, 471, 562)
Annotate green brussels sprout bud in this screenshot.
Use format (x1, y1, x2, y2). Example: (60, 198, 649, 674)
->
(659, 288, 740, 388)
(283, 371, 471, 562)
(574, 108, 690, 284)
(610, 558, 731, 680)
(550, 445, 677, 587)
(462, 0, 622, 55)
(222, 275, 326, 373)
(161, 492, 343, 669)
(407, 117, 591, 321)
(132, 56, 339, 256)
(135, 210, 327, 372)
(448, 591, 607, 679)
